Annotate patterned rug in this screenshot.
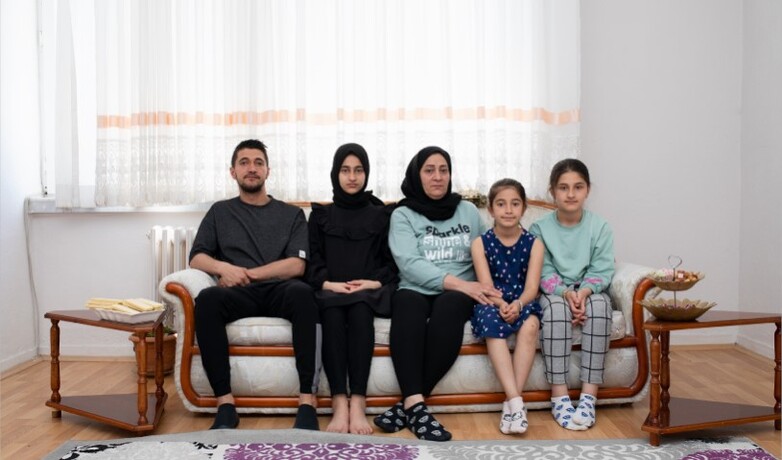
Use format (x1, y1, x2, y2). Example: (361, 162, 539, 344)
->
(45, 429, 776, 460)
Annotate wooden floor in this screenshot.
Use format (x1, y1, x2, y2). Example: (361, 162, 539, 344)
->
(1, 345, 780, 459)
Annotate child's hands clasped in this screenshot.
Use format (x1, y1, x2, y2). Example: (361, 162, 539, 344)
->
(499, 299, 521, 324)
(346, 279, 382, 292)
(564, 288, 593, 326)
(323, 281, 353, 294)
(323, 279, 382, 294)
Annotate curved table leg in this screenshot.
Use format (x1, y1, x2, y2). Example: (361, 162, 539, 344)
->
(775, 321, 780, 430)
(49, 319, 61, 417)
(660, 330, 671, 425)
(134, 331, 149, 426)
(647, 329, 661, 446)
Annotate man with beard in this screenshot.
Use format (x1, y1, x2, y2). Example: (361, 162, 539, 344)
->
(189, 139, 321, 431)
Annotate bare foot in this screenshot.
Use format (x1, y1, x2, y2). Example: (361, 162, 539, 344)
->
(349, 395, 373, 435)
(326, 395, 349, 433)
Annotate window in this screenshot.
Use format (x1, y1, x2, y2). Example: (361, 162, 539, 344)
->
(45, 0, 580, 207)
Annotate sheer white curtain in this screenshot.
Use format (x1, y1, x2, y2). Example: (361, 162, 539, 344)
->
(57, 0, 580, 206)
(49, 0, 98, 208)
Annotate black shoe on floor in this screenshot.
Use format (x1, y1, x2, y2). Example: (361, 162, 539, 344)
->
(293, 404, 320, 430)
(373, 401, 407, 433)
(406, 402, 452, 441)
(210, 403, 239, 430)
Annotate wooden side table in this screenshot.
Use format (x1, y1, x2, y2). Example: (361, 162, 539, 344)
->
(641, 310, 781, 446)
(44, 309, 168, 433)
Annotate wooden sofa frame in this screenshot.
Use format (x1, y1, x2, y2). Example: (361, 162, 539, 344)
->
(164, 199, 653, 410)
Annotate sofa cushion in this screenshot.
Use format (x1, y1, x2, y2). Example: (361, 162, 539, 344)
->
(225, 317, 294, 345)
(222, 310, 627, 347)
(184, 345, 642, 412)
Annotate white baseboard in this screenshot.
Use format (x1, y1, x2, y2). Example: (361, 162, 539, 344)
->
(666, 327, 737, 346)
(665, 325, 775, 360)
(0, 347, 38, 374)
(736, 329, 776, 360)
(38, 344, 135, 358)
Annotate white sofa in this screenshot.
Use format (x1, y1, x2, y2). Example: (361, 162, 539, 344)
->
(159, 200, 657, 414)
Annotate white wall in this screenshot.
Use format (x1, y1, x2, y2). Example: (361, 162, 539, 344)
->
(29, 212, 204, 357)
(2, 1, 779, 372)
(737, 0, 782, 355)
(582, 0, 754, 347)
(0, 1, 42, 371)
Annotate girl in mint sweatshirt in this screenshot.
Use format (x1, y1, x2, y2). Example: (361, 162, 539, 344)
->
(529, 158, 614, 432)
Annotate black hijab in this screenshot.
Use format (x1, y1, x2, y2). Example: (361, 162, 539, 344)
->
(331, 143, 383, 209)
(397, 146, 462, 221)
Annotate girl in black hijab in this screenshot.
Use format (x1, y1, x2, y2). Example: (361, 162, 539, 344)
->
(307, 143, 398, 434)
(329, 143, 384, 209)
(374, 146, 499, 441)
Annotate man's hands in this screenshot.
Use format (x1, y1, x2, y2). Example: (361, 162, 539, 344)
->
(217, 263, 252, 287)
(196, 255, 305, 287)
(564, 287, 593, 326)
(323, 279, 382, 294)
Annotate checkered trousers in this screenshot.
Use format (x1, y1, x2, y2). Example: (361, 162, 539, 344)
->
(539, 292, 613, 385)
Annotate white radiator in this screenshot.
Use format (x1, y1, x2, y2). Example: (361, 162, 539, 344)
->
(148, 225, 197, 302)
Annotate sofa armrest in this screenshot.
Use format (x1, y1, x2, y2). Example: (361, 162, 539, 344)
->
(158, 268, 216, 333)
(610, 262, 655, 335)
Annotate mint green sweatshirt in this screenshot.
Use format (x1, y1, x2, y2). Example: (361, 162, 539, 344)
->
(529, 209, 614, 296)
(389, 201, 485, 295)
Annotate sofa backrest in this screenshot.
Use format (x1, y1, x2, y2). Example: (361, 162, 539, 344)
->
(299, 198, 556, 230)
(520, 199, 556, 229)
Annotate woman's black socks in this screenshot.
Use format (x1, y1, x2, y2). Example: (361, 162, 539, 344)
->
(405, 402, 452, 442)
(373, 401, 407, 432)
(293, 403, 320, 430)
(210, 403, 239, 430)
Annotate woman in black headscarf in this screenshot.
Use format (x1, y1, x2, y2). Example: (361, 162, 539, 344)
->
(307, 143, 398, 434)
(373, 146, 500, 441)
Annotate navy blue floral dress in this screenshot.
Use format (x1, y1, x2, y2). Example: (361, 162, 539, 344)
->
(471, 228, 542, 339)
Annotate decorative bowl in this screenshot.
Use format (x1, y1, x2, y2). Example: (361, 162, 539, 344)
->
(640, 298, 716, 322)
(646, 270, 704, 291)
(86, 297, 165, 324)
(459, 189, 488, 208)
(92, 308, 163, 324)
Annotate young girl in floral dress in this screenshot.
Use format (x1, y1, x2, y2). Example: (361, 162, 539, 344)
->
(471, 178, 544, 434)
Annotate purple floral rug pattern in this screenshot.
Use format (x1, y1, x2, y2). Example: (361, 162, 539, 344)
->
(55, 437, 775, 460)
(226, 443, 418, 459)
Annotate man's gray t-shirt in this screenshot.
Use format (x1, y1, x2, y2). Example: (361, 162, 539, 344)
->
(190, 197, 308, 269)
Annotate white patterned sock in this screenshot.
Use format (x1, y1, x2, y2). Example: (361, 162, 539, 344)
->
(508, 396, 528, 434)
(572, 393, 597, 427)
(499, 400, 512, 434)
(551, 395, 587, 431)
